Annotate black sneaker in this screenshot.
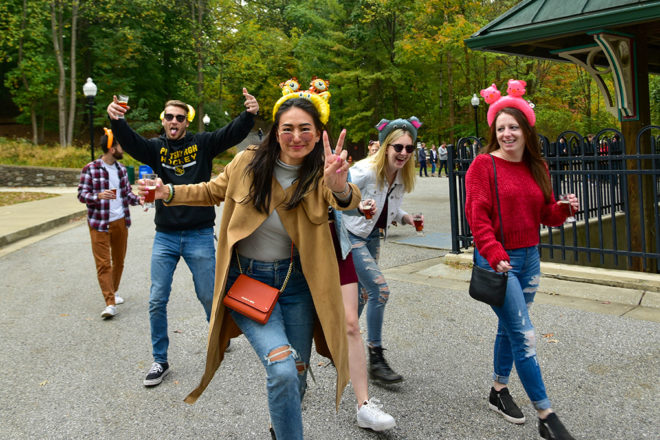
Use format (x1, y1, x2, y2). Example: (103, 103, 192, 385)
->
(539, 413, 575, 440)
(488, 387, 526, 424)
(143, 362, 170, 387)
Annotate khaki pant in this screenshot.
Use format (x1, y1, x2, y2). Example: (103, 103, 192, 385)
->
(89, 218, 128, 306)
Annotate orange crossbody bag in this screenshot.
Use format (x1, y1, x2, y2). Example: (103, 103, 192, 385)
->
(223, 243, 294, 325)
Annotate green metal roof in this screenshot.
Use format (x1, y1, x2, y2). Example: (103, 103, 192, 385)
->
(465, 0, 660, 73)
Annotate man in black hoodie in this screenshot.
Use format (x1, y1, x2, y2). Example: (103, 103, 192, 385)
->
(107, 89, 259, 387)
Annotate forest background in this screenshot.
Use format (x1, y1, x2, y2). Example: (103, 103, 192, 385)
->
(1, 0, 659, 167)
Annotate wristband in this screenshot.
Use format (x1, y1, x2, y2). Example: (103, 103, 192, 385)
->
(332, 183, 351, 199)
(164, 183, 174, 203)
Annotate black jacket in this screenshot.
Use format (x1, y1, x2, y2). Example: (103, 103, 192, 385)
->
(111, 111, 254, 231)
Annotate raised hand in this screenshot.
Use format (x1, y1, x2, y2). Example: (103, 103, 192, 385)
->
(323, 129, 350, 193)
(243, 88, 259, 115)
(107, 95, 129, 120)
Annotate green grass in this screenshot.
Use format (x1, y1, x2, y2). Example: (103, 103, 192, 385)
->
(0, 137, 235, 171)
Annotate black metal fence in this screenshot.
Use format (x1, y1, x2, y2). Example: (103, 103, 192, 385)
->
(448, 125, 660, 272)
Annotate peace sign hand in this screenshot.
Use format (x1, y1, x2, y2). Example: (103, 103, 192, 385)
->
(323, 129, 350, 193)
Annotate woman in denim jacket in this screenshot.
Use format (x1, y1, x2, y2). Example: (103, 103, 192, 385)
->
(342, 117, 423, 384)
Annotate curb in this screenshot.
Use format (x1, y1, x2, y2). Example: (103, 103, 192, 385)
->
(0, 210, 86, 248)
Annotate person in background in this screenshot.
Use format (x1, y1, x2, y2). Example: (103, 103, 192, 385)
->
(417, 142, 428, 177)
(368, 140, 380, 156)
(465, 81, 578, 440)
(429, 144, 438, 176)
(77, 128, 141, 319)
(145, 92, 360, 440)
(343, 117, 423, 385)
(107, 89, 259, 387)
(438, 142, 448, 177)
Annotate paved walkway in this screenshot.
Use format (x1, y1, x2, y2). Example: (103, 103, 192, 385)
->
(0, 177, 658, 439)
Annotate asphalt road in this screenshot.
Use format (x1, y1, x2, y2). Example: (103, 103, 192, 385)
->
(1, 176, 658, 439)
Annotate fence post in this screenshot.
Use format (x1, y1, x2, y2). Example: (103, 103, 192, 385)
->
(448, 144, 461, 254)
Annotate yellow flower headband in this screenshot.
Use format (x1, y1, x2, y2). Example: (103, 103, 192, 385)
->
(272, 76, 331, 124)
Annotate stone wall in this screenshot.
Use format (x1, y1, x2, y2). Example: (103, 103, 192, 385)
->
(0, 165, 81, 187)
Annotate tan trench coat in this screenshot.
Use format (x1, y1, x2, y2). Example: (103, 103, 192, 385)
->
(171, 147, 361, 409)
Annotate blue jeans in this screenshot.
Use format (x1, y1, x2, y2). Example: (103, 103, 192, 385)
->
(149, 228, 215, 364)
(227, 254, 315, 440)
(475, 246, 551, 410)
(419, 160, 428, 176)
(349, 229, 389, 347)
(431, 162, 437, 175)
(438, 160, 448, 176)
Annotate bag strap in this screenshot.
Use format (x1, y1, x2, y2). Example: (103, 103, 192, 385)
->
(490, 154, 505, 247)
(235, 241, 295, 292)
(473, 155, 506, 264)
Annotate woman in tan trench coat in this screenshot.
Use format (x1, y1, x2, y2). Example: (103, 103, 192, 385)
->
(147, 97, 360, 439)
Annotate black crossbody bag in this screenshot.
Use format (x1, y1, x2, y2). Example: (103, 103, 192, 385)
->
(469, 154, 508, 307)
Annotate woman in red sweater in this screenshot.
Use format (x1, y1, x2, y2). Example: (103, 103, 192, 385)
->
(465, 83, 579, 440)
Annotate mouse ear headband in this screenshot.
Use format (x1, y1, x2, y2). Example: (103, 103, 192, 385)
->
(103, 127, 114, 150)
(375, 117, 422, 145)
(159, 104, 196, 123)
(272, 76, 331, 124)
(480, 79, 536, 127)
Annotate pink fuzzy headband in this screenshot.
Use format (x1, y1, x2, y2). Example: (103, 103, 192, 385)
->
(480, 79, 536, 127)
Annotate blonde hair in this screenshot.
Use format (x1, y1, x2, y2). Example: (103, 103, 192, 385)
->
(362, 128, 416, 193)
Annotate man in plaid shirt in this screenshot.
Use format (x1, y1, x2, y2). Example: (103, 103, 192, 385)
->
(78, 128, 141, 319)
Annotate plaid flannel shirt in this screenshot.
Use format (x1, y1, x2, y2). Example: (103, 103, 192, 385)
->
(77, 158, 140, 232)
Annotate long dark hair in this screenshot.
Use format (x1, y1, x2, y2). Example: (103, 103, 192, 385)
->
(243, 98, 325, 213)
(484, 107, 552, 202)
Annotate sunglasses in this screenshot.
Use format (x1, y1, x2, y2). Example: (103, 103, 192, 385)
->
(164, 113, 187, 123)
(279, 131, 315, 143)
(389, 143, 415, 153)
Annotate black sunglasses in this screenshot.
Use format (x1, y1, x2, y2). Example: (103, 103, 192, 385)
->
(389, 143, 415, 153)
(164, 113, 186, 123)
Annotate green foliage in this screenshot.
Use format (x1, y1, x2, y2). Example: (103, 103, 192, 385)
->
(0, 0, 652, 153)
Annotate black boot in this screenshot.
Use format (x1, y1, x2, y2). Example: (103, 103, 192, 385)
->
(368, 346, 403, 384)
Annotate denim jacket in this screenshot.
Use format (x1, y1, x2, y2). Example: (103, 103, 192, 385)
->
(331, 209, 360, 260)
(330, 173, 361, 260)
(343, 160, 408, 239)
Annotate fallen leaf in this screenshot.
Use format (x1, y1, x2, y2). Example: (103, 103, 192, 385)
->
(601, 301, 611, 305)
(173, 330, 182, 333)
(547, 339, 559, 343)
(542, 333, 554, 338)
(39, 380, 48, 386)
(60, 314, 69, 317)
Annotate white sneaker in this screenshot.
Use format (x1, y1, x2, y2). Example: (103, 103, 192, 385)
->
(101, 305, 117, 318)
(114, 295, 124, 305)
(356, 398, 396, 431)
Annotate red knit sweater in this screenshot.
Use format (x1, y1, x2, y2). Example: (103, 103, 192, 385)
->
(465, 154, 569, 270)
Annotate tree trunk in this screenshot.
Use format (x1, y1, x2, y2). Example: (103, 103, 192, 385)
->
(195, 0, 205, 132)
(31, 105, 38, 145)
(50, 0, 68, 146)
(438, 54, 444, 143)
(66, 0, 79, 146)
(18, 0, 38, 145)
(447, 52, 455, 143)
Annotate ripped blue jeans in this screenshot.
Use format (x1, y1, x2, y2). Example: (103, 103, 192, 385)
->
(475, 246, 550, 410)
(226, 254, 315, 440)
(349, 228, 389, 348)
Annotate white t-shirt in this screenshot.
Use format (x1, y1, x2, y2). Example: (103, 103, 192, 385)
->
(102, 161, 125, 222)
